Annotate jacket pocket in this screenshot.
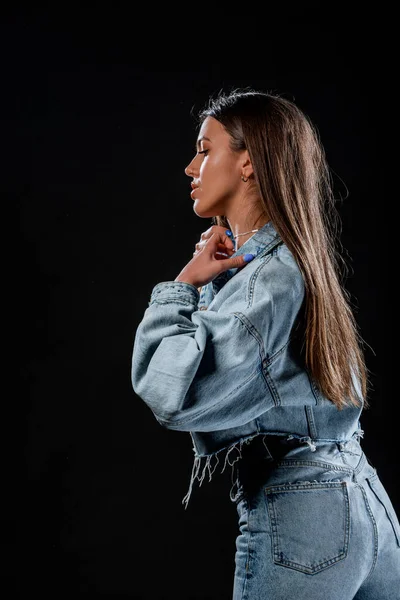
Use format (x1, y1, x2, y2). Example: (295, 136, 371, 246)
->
(366, 472, 400, 547)
(264, 480, 350, 575)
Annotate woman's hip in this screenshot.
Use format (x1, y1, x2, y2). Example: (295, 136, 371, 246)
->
(230, 435, 400, 599)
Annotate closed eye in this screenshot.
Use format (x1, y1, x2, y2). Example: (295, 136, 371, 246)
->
(198, 149, 209, 155)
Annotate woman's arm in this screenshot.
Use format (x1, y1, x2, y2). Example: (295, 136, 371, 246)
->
(131, 253, 305, 432)
(131, 280, 270, 432)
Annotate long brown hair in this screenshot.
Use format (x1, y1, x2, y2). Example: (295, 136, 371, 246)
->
(198, 89, 371, 411)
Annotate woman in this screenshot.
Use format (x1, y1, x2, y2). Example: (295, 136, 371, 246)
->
(131, 90, 400, 599)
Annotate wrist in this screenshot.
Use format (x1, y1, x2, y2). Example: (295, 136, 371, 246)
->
(174, 276, 197, 286)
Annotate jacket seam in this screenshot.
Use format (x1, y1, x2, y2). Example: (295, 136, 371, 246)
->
(263, 336, 293, 367)
(305, 405, 318, 438)
(246, 254, 273, 307)
(149, 298, 198, 308)
(233, 311, 281, 407)
(256, 237, 283, 260)
(233, 313, 295, 371)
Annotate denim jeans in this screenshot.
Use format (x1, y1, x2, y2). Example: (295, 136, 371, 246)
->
(230, 433, 400, 599)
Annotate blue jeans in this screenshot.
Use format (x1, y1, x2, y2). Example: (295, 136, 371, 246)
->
(230, 434, 400, 599)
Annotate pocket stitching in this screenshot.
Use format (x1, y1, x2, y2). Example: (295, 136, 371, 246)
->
(265, 481, 350, 574)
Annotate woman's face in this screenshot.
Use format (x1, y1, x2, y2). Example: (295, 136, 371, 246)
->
(185, 116, 247, 218)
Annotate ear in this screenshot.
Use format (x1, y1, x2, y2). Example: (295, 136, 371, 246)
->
(240, 150, 254, 180)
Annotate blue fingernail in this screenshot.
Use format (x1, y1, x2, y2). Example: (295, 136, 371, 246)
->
(244, 253, 255, 262)
(226, 230, 232, 236)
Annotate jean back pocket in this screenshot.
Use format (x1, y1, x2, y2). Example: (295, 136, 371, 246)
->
(265, 480, 350, 575)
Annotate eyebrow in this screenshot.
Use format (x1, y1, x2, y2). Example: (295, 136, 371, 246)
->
(196, 136, 212, 150)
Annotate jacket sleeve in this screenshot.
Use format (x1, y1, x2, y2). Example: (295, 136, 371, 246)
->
(131, 261, 304, 432)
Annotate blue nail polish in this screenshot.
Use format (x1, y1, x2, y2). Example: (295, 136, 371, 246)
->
(244, 253, 255, 262)
(226, 230, 232, 237)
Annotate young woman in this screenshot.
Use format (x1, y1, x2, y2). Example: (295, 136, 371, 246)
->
(131, 89, 400, 599)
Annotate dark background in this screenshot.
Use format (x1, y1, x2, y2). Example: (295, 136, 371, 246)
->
(3, 7, 396, 599)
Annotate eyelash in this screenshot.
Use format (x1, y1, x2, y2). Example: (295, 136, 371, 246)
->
(198, 149, 209, 156)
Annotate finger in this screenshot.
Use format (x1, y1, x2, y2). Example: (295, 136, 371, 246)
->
(200, 225, 233, 241)
(217, 242, 234, 253)
(221, 232, 235, 251)
(208, 231, 235, 252)
(215, 252, 234, 259)
(226, 253, 255, 269)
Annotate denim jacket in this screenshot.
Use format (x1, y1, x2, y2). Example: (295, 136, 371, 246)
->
(131, 220, 365, 508)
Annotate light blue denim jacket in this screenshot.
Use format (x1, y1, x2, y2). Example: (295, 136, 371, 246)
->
(131, 220, 365, 508)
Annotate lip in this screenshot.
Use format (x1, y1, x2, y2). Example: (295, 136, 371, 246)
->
(190, 188, 199, 199)
(190, 182, 200, 190)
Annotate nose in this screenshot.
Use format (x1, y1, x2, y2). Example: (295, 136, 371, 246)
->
(185, 156, 198, 178)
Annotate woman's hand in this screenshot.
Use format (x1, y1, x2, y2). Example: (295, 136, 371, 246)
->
(194, 225, 236, 260)
(174, 225, 255, 288)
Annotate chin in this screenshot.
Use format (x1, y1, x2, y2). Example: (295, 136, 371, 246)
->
(193, 202, 221, 219)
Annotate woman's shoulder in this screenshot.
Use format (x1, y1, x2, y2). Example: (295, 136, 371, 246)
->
(255, 242, 304, 293)
(205, 242, 304, 313)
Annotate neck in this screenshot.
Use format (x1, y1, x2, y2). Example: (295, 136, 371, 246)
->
(227, 216, 270, 250)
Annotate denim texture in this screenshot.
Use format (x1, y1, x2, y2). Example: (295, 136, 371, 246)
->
(230, 434, 400, 599)
(131, 219, 400, 595)
(130, 221, 387, 523)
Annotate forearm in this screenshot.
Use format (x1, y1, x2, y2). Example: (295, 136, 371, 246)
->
(131, 281, 202, 421)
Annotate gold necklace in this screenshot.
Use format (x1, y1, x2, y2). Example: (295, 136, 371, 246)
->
(233, 228, 260, 239)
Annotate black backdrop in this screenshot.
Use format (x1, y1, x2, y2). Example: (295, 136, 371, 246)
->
(4, 7, 396, 599)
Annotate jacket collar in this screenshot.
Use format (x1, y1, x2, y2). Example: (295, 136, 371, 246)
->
(211, 220, 283, 291)
(231, 219, 282, 258)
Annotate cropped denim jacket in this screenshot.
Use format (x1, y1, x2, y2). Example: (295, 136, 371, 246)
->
(131, 220, 365, 508)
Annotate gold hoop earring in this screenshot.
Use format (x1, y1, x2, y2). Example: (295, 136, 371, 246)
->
(241, 174, 249, 182)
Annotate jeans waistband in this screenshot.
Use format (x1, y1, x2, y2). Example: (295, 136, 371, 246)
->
(229, 431, 376, 504)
